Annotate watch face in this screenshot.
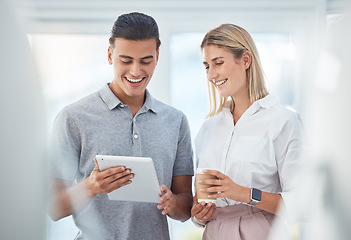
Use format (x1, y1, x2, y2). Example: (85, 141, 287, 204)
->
(252, 188, 262, 201)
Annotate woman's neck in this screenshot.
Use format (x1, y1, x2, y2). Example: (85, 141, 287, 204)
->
(231, 95, 251, 125)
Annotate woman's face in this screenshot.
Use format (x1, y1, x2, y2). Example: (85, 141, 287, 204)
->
(202, 45, 250, 100)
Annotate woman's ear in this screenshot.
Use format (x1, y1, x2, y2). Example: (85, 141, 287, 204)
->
(242, 50, 252, 70)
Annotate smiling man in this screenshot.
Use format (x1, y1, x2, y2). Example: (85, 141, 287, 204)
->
(49, 12, 194, 240)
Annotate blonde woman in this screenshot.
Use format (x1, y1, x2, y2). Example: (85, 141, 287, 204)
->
(191, 24, 303, 239)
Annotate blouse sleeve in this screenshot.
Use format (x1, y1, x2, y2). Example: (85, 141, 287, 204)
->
(273, 110, 304, 222)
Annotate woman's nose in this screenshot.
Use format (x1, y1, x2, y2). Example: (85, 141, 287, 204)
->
(207, 68, 218, 82)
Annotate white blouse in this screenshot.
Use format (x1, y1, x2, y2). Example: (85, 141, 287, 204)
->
(195, 94, 303, 212)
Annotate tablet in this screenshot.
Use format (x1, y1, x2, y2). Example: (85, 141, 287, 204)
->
(95, 155, 161, 203)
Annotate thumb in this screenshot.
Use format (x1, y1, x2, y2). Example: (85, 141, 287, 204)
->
(160, 185, 169, 194)
(93, 157, 100, 172)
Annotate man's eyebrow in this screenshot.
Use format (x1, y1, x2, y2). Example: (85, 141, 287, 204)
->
(119, 55, 154, 60)
(141, 55, 154, 60)
(203, 56, 224, 65)
(119, 55, 133, 59)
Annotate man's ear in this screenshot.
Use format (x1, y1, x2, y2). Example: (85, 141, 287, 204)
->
(242, 50, 252, 70)
(108, 46, 113, 65)
(155, 49, 160, 64)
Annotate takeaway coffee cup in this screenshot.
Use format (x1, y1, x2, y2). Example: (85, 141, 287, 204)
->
(195, 168, 218, 203)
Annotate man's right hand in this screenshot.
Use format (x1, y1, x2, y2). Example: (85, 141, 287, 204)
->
(88, 158, 134, 195)
(50, 158, 134, 221)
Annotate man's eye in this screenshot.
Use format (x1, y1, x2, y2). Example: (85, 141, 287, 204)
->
(216, 62, 223, 66)
(205, 66, 209, 70)
(121, 60, 132, 64)
(141, 61, 152, 65)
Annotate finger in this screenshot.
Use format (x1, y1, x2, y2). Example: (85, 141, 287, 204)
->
(191, 201, 206, 216)
(203, 169, 227, 180)
(103, 167, 129, 180)
(198, 178, 221, 185)
(161, 207, 169, 215)
(159, 185, 171, 202)
(109, 172, 134, 184)
(105, 166, 127, 175)
(202, 205, 216, 221)
(195, 202, 213, 219)
(160, 185, 169, 194)
(104, 172, 134, 191)
(200, 186, 222, 193)
(193, 193, 199, 204)
(106, 179, 132, 193)
(96, 173, 132, 193)
(207, 205, 216, 219)
(98, 172, 133, 192)
(157, 202, 170, 216)
(157, 203, 169, 213)
(206, 192, 224, 199)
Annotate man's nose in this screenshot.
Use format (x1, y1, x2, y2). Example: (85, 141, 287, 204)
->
(130, 63, 142, 76)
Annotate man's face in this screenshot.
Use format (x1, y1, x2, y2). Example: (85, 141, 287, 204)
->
(108, 38, 159, 102)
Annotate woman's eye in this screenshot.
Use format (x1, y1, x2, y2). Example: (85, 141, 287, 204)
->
(204, 65, 209, 70)
(216, 62, 223, 66)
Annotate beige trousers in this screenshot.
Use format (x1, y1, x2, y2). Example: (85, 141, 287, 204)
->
(202, 204, 275, 240)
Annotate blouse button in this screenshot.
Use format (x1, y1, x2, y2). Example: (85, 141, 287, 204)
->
(133, 134, 139, 139)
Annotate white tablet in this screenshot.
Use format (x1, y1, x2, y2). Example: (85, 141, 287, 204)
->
(96, 155, 161, 203)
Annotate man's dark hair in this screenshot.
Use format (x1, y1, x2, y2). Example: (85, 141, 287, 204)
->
(109, 12, 161, 50)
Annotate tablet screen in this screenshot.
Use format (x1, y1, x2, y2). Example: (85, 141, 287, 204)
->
(96, 155, 161, 203)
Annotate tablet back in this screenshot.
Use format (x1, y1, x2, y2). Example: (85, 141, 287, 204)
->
(96, 155, 161, 203)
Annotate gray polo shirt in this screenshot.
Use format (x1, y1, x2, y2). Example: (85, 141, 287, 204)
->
(50, 83, 194, 240)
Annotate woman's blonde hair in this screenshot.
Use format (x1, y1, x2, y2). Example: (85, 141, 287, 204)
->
(201, 24, 268, 117)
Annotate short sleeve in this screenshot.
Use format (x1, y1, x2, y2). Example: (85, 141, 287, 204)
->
(49, 108, 81, 181)
(172, 114, 194, 176)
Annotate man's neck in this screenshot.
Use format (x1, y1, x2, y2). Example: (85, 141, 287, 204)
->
(109, 83, 145, 117)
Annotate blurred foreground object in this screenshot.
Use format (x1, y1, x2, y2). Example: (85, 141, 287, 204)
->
(270, 10, 351, 240)
(0, 0, 47, 239)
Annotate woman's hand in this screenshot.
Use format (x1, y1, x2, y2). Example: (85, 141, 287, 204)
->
(198, 169, 250, 203)
(191, 194, 216, 223)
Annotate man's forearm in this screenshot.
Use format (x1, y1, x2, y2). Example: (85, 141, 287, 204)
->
(168, 192, 192, 222)
(49, 178, 96, 221)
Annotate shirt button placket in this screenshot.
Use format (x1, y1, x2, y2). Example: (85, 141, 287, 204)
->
(132, 117, 139, 141)
(132, 116, 142, 156)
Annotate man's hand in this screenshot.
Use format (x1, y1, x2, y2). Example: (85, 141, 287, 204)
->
(88, 158, 135, 196)
(156, 175, 192, 221)
(50, 158, 135, 221)
(157, 185, 176, 216)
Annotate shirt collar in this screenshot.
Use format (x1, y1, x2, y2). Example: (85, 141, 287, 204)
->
(246, 94, 276, 116)
(98, 83, 157, 113)
(223, 94, 276, 117)
(143, 89, 157, 113)
(256, 94, 276, 109)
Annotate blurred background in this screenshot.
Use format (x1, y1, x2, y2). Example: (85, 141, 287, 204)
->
(2, 0, 351, 239)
